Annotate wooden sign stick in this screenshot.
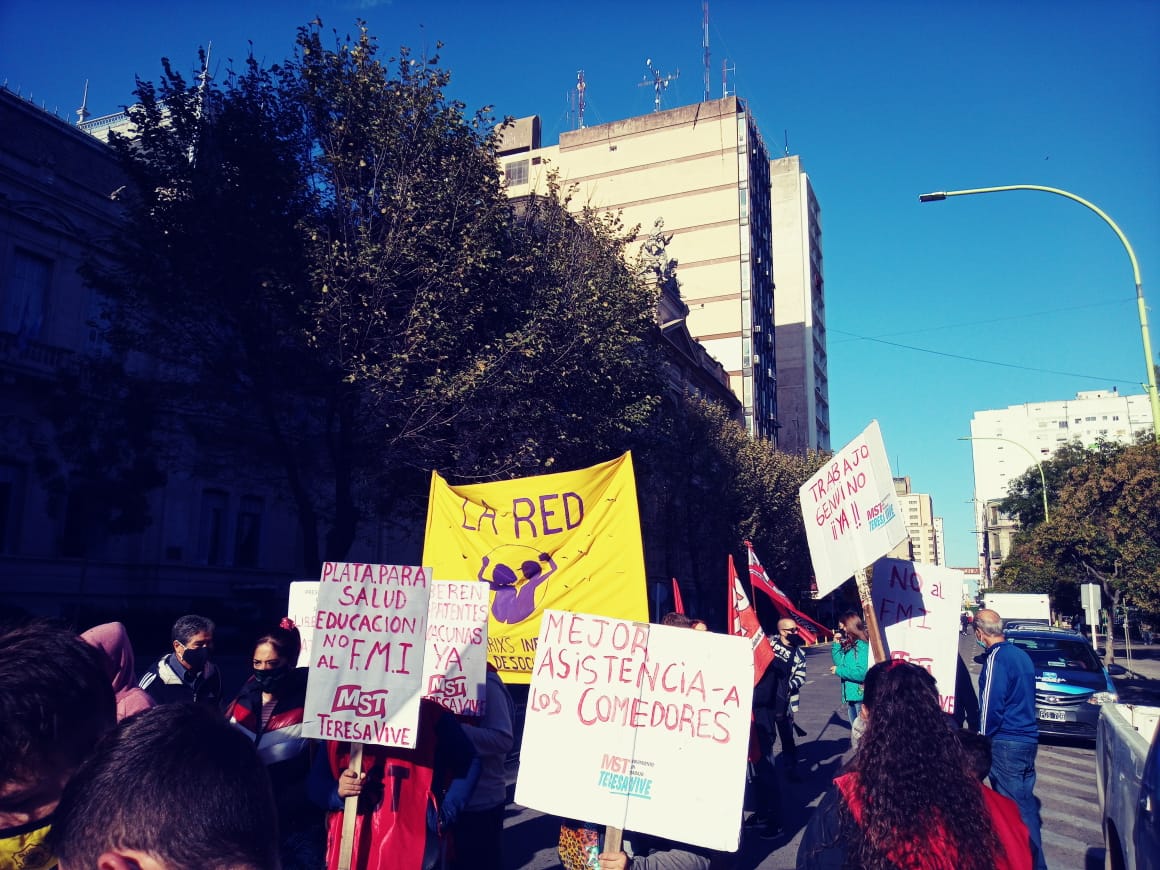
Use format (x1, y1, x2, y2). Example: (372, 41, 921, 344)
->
(338, 742, 365, 870)
(604, 825, 623, 858)
(854, 566, 887, 665)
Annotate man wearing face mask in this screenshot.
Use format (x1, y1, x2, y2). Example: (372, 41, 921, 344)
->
(138, 614, 222, 707)
(0, 620, 116, 870)
(226, 617, 324, 868)
(975, 609, 1046, 870)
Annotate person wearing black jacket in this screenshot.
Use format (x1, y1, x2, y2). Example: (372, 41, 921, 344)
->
(748, 619, 808, 839)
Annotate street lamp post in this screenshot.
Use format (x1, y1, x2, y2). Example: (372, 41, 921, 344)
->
(959, 435, 1050, 523)
(919, 185, 1160, 443)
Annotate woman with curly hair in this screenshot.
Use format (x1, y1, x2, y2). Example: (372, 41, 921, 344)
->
(796, 660, 1032, 870)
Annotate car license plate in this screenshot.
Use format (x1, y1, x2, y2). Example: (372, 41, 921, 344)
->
(1038, 709, 1067, 722)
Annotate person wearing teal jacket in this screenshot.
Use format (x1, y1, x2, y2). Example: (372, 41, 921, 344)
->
(830, 611, 870, 724)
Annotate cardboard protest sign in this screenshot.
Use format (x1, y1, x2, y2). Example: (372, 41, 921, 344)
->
(422, 452, 648, 684)
(301, 563, 431, 749)
(515, 610, 753, 851)
(287, 580, 320, 666)
(872, 559, 965, 713)
(421, 580, 489, 715)
(799, 421, 907, 598)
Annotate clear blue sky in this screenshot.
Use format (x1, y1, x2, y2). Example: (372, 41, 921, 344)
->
(3, 0, 1158, 570)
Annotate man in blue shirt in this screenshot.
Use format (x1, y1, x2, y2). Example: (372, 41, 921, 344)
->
(975, 608, 1046, 870)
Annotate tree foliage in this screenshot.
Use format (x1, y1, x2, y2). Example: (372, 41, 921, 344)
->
(639, 396, 827, 626)
(995, 438, 1160, 637)
(82, 20, 671, 570)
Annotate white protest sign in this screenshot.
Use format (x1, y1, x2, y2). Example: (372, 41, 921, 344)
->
(872, 558, 965, 713)
(515, 610, 753, 851)
(799, 420, 907, 598)
(422, 580, 489, 715)
(301, 563, 431, 749)
(287, 580, 320, 666)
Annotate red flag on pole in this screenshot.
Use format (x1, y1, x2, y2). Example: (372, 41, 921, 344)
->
(745, 540, 832, 645)
(728, 554, 773, 685)
(671, 577, 685, 615)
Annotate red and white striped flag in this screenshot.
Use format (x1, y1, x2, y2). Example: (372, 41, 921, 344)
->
(745, 540, 832, 645)
(728, 553, 773, 685)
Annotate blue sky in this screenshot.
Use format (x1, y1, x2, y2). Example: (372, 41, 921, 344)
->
(3, 1, 1158, 569)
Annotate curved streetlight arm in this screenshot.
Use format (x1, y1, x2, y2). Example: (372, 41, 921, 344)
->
(921, 185, 1160, 443)
(959, 435, 1049, 523)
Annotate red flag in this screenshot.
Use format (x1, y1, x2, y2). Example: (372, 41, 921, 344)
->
(745, 541, 832, 645)
(671, 577, 685, 615)
(728, 554, 773, 686)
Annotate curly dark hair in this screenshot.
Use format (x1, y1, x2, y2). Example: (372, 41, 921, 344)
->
(844, 661, 1001, 870)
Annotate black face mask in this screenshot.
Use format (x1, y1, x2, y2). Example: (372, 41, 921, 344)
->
(181, 646, 211, 672)
(252, 667, 288, 692)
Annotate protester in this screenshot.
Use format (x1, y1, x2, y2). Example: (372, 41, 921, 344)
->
(796, 660, 1032, 870)
(80, 621, 156, 721)
(661, 612, 696, 628)
(308, 697, 480, 870)
(974, 608, 1047, 870)
(225, 617, 323, 869)
(138, 613, 221, 707)
(748, 618, 807, 839)
(0, 620, 116, 870)
(829, 611, 869, 726)
(48, 702, 280, 870)
(450, 664, 515, 870)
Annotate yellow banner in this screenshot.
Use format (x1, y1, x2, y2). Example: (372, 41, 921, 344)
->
(422, 452, 648, 683)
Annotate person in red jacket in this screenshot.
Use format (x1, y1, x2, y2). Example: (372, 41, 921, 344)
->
(308, 698, 480, 870)
(796, 660, 1032, 870)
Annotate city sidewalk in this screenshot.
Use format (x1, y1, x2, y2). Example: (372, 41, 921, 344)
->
(1107, 635, 1160, 705)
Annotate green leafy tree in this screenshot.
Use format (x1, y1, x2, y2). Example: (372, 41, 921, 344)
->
(86, 48, 366, 572)
(638, 396, 827, 627)
(86, 20, 672, 571)
(997, 438, 1160, 661)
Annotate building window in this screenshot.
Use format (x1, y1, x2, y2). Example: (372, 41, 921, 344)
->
(1058, 421, 1068, 428)
(234, 495, 264, 569)
(198, 489, 229, 567)
(3, 248, 52, 339)
(504, 160, 529, 186)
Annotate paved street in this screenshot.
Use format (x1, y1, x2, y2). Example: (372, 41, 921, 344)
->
(502, 630, 1160, 869)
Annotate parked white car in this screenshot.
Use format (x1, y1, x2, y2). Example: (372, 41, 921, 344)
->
(1096, 703, 1160, 870)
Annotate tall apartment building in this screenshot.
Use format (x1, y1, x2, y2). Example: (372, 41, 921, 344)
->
(968, 388, 1152, 577)
(500, 98, 780, 440)
(770, 156, 830, 453)
(887, 476, 939, 565)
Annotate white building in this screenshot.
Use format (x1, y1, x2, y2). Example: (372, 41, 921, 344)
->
(769, 156, 830, 453)
(888, 476, 939, 565)
(500, 99, 825, 444)
(968, 387, 1152, 577)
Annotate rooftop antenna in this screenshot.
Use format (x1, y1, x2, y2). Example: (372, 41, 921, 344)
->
(639, 59, 679, 113)
(576, 69, 587, 130)
(76, 80, 90, 126)
(702, 1, 711, 103)
(784, 129, 790, 157)
(721, 58, 735, 98)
